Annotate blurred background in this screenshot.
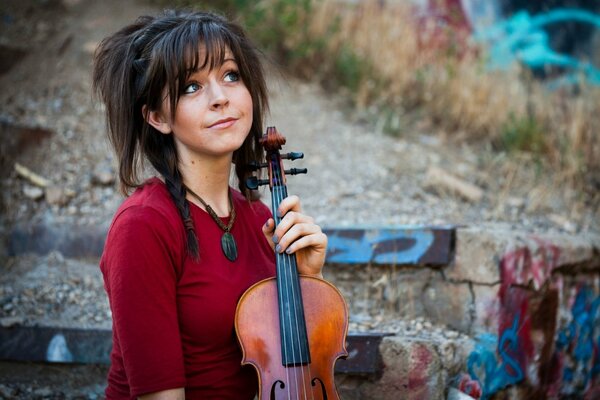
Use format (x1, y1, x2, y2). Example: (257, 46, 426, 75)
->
(0, 0, 599, 399)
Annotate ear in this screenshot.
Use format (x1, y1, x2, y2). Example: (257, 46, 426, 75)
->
(142, 105, 172, 134)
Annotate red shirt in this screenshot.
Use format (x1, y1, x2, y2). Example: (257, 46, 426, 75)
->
(100, 178, 275, 399)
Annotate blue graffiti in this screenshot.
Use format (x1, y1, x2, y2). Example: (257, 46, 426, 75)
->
(475, 8, 600, 87)
(46, 333, 74, 363)
(556, 287, 600, 389)
(325, 229, 434, 264)
(467, 313, 524, 399)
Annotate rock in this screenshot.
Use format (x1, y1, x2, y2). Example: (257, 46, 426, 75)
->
(548, 213, 577, 233)
(23, 185, 44, 200)
(447, 387, 477, 400)
(45, 186, 74, 206)
(424, 166, 484, 203)
(0, 384, 16, 398)
(92, 164, 115, 186)
(444, 330, 459, 339)
(0, 316, 25, 327)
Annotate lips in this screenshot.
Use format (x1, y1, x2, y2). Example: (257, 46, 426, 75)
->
(208, 117, 238, 129)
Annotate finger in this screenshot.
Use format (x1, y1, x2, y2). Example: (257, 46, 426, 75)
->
(262, 218, 276, 250)
(275, 223, 322, 253)
(276, 195, 301, 218)
(281, 231, 328, 255)
(272, 211, 314, 244)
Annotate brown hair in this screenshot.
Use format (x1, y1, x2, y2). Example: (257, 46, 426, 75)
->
(93, 10, 269, 259)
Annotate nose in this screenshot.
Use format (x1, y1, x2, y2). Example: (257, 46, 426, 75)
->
(209, 82, 229, 110)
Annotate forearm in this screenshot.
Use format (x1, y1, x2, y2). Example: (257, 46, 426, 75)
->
(139, 388, 185, 400)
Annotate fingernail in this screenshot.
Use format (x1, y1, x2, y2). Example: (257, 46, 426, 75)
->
(285, 247, 292, 254)
(275, 244, 282, 253)
(276, 210, 283, 218)
(264, 220, 270, 228)
(272, 235, 279, 243)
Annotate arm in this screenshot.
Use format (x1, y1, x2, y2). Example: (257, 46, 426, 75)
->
(103, 206, 186, 397)
(139, 388, 185, 400)
(262, 195, 327, 278)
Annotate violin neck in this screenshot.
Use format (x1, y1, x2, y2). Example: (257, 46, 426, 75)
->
(270, 185, 311, 366)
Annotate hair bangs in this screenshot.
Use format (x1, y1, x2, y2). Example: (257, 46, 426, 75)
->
(161, 20, 235, 117)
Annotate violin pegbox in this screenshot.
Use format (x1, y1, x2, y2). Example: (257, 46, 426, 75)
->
(245, 126, 307, 191)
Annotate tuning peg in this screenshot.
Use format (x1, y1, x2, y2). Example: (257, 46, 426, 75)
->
(245, 176, 270, 190)
(247, 161, 268, 171)
(282, 152, 304, 161)
(284, 168, 308, 176)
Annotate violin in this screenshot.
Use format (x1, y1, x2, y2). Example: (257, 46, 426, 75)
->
(235, 126, 349, 400)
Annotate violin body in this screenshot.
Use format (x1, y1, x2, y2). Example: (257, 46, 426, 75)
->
(236, 276, 348, 400)
(235, 126, 348, 400)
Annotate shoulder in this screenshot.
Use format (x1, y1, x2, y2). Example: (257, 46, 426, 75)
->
(102, 178, 186, 276)
(108, 178, 184, 243)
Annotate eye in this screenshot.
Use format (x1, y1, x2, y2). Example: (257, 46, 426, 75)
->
(224, 70, 240, 82)
(184, 82, 201, 94)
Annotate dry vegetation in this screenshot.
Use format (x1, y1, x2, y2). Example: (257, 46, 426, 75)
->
(190, 0, 599, 209)
(301, 1, 599, 190)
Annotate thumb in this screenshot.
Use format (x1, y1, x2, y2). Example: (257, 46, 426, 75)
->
(262, 218, 275, 250)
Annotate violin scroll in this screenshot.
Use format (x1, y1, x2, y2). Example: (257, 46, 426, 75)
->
(245, 126, 307, 191)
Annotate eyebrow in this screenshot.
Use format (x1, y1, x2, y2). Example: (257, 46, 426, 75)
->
(186, 58, 237, 75)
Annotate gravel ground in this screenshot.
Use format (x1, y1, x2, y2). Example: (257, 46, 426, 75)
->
(0, 0, 598, 397)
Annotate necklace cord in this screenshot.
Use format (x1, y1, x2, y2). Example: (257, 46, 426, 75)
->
(184, 184, 238, 262)
(184, 185, 236, 232)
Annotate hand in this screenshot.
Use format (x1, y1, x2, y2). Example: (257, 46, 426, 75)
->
(262, 195, 327, 278)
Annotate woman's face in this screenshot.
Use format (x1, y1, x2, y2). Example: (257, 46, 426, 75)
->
(150, 47, 253, 164)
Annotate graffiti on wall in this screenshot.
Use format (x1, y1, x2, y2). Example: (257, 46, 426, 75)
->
(556, 286, 600, 395)
(458, 239, 600, 399)
(457, 238, 600, 398)
(415, 0, 600, 87)
(466, 314, 525, 399)
(323, 228, 453, 265)
(474, 8, 600, 87)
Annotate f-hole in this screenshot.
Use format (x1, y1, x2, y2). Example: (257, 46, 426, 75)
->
(311, 377, 328, 400)
(270, 380, 285, 400)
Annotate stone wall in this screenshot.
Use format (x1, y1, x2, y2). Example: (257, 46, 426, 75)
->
(325, 227, 600, 399)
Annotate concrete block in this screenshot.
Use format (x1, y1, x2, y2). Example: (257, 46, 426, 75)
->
(447, 227, 515, 284)
(448, 228, 599, 286)
(394, 268, 434, 319)
(534, 232, 598, 269)
(422, 274, 473, 333)
(360, 336, 444, 400)
(471, 283, 501, 334)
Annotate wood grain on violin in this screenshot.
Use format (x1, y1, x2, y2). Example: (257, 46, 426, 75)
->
(235, 127, 349, 400)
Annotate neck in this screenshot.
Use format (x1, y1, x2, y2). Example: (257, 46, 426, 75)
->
(179, 154, 234, 217)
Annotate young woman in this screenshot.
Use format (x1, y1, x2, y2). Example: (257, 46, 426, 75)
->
(93, 10, 327, 400)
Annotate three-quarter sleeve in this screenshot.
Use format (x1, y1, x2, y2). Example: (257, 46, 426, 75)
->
(102, 205, 186, 397)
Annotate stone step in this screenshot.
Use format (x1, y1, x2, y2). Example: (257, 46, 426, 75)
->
(2, 224, 599, 399)
(0, 324, 474, 400)
(6, 222, 455, 266)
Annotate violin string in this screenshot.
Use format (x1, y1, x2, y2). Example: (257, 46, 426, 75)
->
(272, 185, 292, 400)
(282, 160, 315, 400)
(274, 177, 301, 399)
(274, 162, 313, 400)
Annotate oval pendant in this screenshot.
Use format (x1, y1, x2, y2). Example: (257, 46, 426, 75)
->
(221, 232, 238, 262)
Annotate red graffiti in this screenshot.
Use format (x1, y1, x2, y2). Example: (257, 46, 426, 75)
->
(458, 373, 482, 399)
(495, 240, 564, 396)
(413, 0, 473, 57)
(407, 344, 433, 400)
